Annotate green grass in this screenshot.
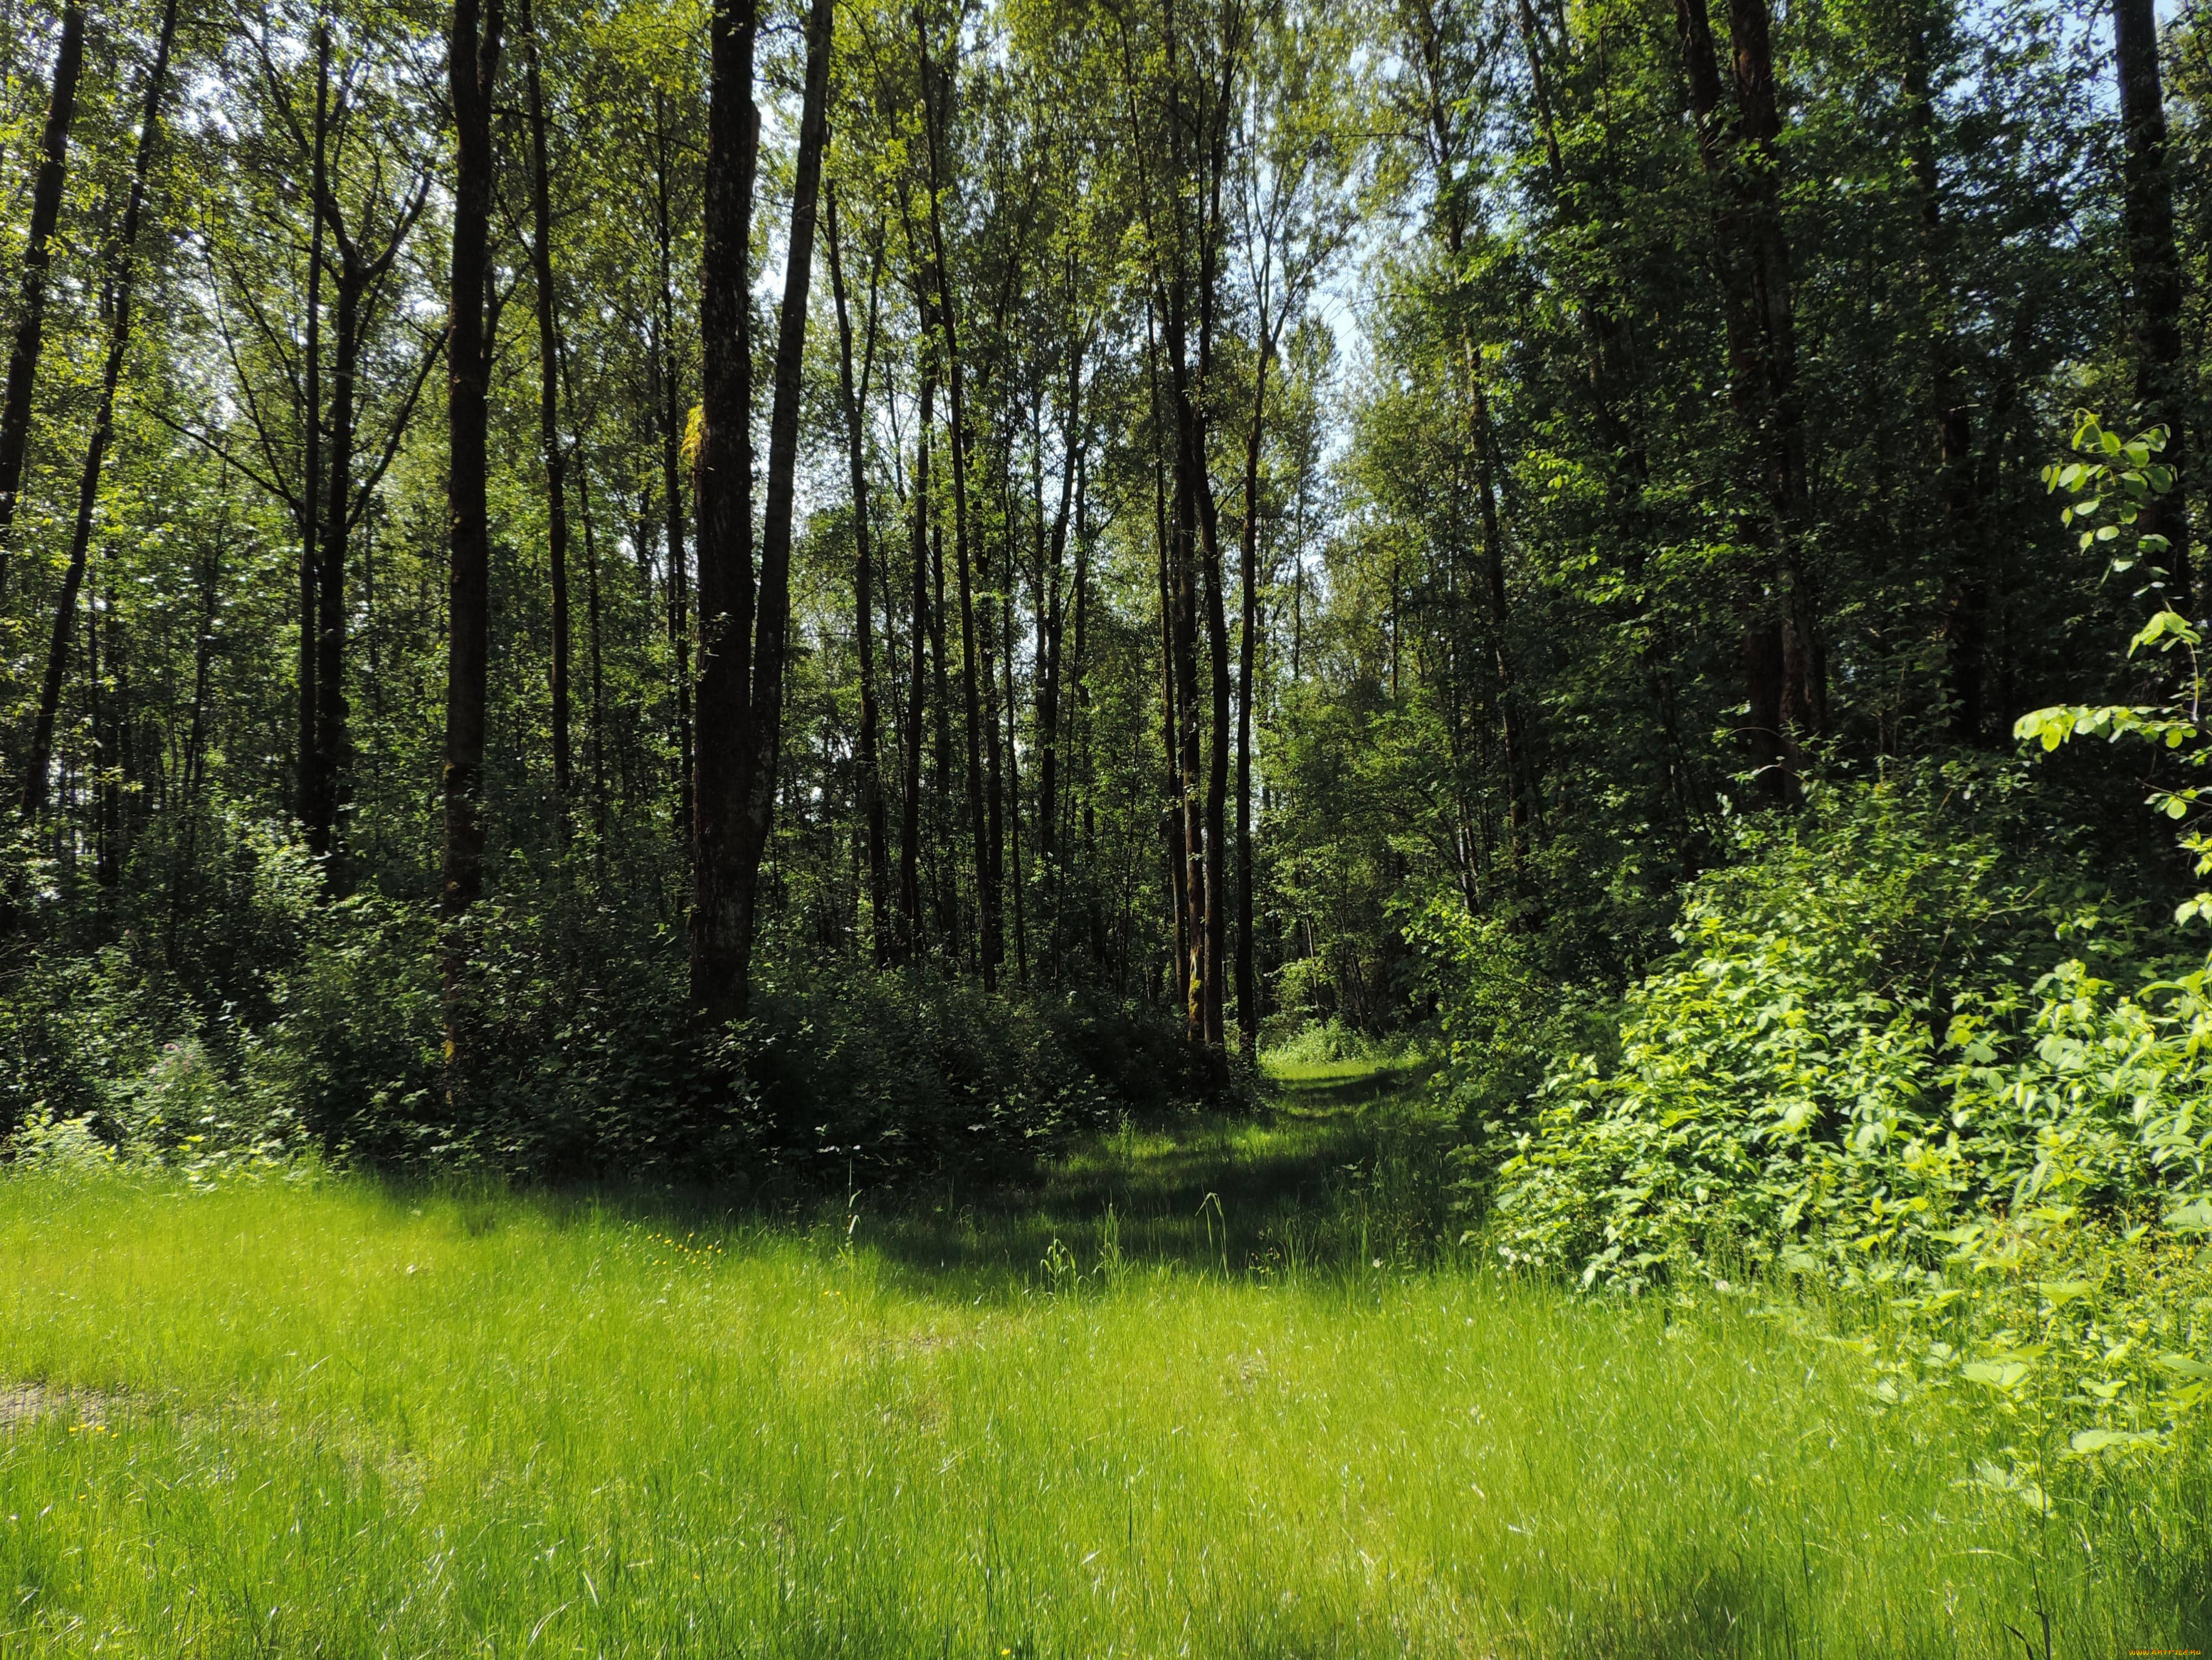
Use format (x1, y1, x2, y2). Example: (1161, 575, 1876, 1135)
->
(1, 1068, 2205, 1657)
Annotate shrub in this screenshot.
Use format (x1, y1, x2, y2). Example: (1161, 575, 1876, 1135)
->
(1474, 766, 2194, 1289)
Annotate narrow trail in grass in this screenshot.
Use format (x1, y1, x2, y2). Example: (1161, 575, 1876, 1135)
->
(2, 1061, 2206, 1657)
(861, 1054, 1449, 1294)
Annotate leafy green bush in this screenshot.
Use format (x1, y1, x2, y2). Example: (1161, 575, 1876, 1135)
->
(4, 828, 1230, 1187)
(1481, 772, 2203, 1288)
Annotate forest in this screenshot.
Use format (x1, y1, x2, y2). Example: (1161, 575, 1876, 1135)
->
(1, 0, 2210, 1648)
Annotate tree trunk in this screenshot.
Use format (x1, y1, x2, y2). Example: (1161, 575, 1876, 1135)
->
(21, 0, 176, 821)
(899, 366, 934, 959)
(2112, 0, 2193, 609)
(312, 261, 361, 867)
(441, 0, 502, 1019)
(1903, 5, 1984, 739)
(523, 0, 571, 801)
(654, 100, 693, 847)
(690, 0, 762, 1012)
(1234, 329, 1267, 1055)
(732, 0, 834, 1002)
(691, 0, 832, 1015)
(0, 2, 84, 592)
(299, 23, 329, 835)
(1679, 0, 1817, 789)
(826, 190, 889, 964)
(917, 14, 996, 988)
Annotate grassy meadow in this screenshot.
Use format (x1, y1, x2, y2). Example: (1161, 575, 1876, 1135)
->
(1, 1061, 2206, 1658)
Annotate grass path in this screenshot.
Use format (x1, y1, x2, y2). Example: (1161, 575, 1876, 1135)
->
(1, 1063, 2205, 1657)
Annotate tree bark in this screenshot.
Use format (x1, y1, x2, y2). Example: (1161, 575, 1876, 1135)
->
(653, 98, 693, 847)
(0, 2, 84, 594)
(899, 365, 935, 959)
(21, 0, 176, 821)
(690, 0, 832, 1015)
(826, 189, 889, 965)
(917, 14, 997, 988)
(690, 0, 761, 1012)
(523, 0, 571, 801)
(441, 0, 502, 1019)
(299, 23, 329, 834)
(2112, 0, 2193, 609)
(1678, 0, 1817, 790)
(1234, 326, 1268, 1055)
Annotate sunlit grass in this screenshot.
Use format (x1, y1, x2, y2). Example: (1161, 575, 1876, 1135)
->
(1, 1074, 2205, 1657)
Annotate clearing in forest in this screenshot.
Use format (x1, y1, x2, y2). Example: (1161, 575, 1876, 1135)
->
(0, 1063, 2204, 1658)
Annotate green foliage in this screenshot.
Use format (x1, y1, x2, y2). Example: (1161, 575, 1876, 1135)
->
(3, 824, 1228, 1188)
(1, 1109, 2204, 1654)
(1481, 772, 2200, 1287)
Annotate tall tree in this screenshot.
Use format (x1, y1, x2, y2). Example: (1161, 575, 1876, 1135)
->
(523, 0, 572, 802)
(0, 2, 84, 595)
(826, 187, 890, 964)
(2112, 0, 2194, 608)
(441, 0, 503, 1017)
(690, 0, 834, 1015)
(21, 0, 179, 819)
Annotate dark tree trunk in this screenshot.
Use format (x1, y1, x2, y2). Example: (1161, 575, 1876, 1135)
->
(690, 0, 832, 1015)
(2112, 0, 2193, 609)
(311, 263, 359, 866)
(1679, 0, 1817, 790)
(826, 190, 889, 964)
(1903, 6, 1984, 739)
(311, 156, 425, 871)
(523, 0, 571, 801)
(299, 23, 329, 834)
(573, 426, 608, 856)
(917, 15, 997, 988)
(21, 0, 176, 821)
(1234, 331, 1268, 1055)
(441, 0, 503, 1017)
(0, 2, 84, 592)
(653, 99, 693, 847)
(690, 0, 762, 1012)
(899, 366, 934, 959)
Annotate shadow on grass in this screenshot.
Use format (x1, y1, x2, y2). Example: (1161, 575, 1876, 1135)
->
(436, 1059, 1460, 1302)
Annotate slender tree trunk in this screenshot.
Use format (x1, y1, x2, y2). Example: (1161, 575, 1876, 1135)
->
(729, 0, 834, 1006)
(574, 431, 608, 857)
(1679, 0, 1815, 790)
(2113, 0, 2193, 609)
(1903, 6, 1984, 738)
(441, 0, 503, 1023)
(1003, 555, 1025, 985)
(21, 0, 176, 821)
(1234, 330, 1267, 1055)
(653, 102, 693, 848)
(691, 0, 831, 1014)
(0, 2, 84, 592)
(917, 17, 996, 988)
(523, 0, 571, 801)
(826, 190, 889, 964)
(1035, 334, 1081, 951)
(690, 0, 761, 1012)
(899, 366, 934, 959)
(311, 263, 361, 867)
(299, 24, 329, 832)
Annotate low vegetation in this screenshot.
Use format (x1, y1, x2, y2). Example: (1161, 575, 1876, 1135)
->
(3, 1066, 2206, 1658)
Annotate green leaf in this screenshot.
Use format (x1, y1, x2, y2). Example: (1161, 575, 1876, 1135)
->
(2162, 1198, 2212, 1231)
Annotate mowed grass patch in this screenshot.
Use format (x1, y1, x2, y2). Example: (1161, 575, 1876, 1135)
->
(0, 1095, 2206, 1657)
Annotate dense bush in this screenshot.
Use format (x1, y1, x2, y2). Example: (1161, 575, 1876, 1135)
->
(1, 821, 1233, 1188)
(1432, 768, 2212, 1461)
(1470, 770, 2204, 1285)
